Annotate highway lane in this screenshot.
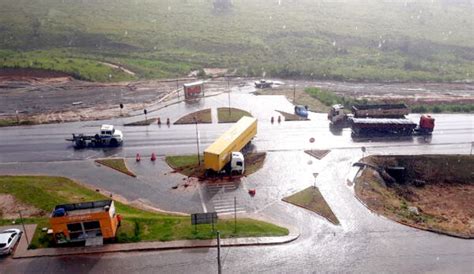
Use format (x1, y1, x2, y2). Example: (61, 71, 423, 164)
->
(0, 92, 472, 273)
(1, 147, 473, 274)
(0, 113, 472, 163)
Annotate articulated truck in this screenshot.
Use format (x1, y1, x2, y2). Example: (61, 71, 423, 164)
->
(328, 104, 435, 137)
(204, 116, 257, 175)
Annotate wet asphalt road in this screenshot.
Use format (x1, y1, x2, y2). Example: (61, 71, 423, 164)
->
(1, 147, 473, 274)
(0, 90, 473, 273)
(0, 90, 472, 163)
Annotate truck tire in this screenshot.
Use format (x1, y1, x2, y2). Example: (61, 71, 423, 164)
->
(75, 140, 85, 149)
(110, 138, 118, 147)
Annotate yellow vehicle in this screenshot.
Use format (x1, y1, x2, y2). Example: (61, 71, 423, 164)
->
(204, 116, 257, 174)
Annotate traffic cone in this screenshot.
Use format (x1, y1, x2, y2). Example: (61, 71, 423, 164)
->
(136, 153, 141, 162)
(151, 152, 156, 161)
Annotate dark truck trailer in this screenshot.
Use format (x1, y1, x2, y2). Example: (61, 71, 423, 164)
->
(352, 104, 410, 118)
(329, 103, 410, 124)
(350, 115, 435, 137)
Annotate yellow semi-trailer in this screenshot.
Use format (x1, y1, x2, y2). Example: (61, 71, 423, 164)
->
(204, 116, 257, 174)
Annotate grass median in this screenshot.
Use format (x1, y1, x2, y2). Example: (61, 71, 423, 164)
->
(166, 152, 266, 177)
(283, 186, 339, 225)
(174, 109, 212, 124)
(217, 108, 252, 123)
(95, 158, 136, 177)
(0, 176, 288, 248)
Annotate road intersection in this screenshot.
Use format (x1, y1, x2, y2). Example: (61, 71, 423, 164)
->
(0, 89, 472, 273)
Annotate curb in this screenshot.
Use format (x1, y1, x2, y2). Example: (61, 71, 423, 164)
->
(13, 233, 299, 259)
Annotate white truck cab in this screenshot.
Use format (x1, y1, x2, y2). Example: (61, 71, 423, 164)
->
(99, 124, 123, 146)
(230, 152, 245, 174)
(328, 104, 346, 124)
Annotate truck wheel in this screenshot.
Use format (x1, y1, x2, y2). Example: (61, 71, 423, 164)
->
(110, 139, 118, 147)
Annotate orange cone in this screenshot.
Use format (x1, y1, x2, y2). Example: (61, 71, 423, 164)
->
(151, 152, 156, 161)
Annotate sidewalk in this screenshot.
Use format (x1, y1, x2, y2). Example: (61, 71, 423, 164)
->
(13, 224, 299, 259)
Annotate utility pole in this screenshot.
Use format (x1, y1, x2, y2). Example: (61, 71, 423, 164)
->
(234, 196, 237, 233)
(176, 79, 180, 100)
(217, 231, 222, 274)
(293, 79, 296, 103)
(193, 117, 201, 164)
(19, 210, 30, 247)
(227, 78, 231, 115)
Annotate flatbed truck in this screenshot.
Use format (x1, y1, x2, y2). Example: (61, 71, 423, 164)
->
(66, 124, 124, 148)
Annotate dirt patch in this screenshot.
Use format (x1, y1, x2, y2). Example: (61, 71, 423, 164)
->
(304, 150, 331, 160)
(174, 109, 212, 124)
(95, 158, 136, 177)
(283, 186, 339, 225)
(217, 107, 252, 123)
(0, 194, 45, 219)
(0, 68, 72, 79)
(355, 155, 474, 238)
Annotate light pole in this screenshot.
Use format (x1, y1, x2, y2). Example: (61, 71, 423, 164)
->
(227, 77, 231, 115)
(293, 79, 296, 103)
(193, 117, 201, 165)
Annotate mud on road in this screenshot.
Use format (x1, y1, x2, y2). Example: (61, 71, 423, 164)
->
(1, 68, 473, 124)
(355, 155, 474, 238)
(0, 71, 184, 123)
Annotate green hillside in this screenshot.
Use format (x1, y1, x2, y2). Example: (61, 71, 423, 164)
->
(0, 0, 472, 82)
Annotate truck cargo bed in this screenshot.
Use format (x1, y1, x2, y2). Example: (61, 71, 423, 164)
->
(350, 118, 417, 136)
(352, 104, 409, 118)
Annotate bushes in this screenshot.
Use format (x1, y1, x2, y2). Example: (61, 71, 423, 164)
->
(305, 87, 367, 108)
(411, 104, 473, 113)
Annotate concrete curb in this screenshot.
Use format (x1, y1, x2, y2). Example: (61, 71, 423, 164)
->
(11, 213, 300, 259)
(13, 233, 299, 259)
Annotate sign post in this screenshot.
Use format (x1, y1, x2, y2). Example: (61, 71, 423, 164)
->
(308, 137, 315, 165)
(18, 210, 30, 247)
(191, 212, 218, 232)
(193, 117, 201, 165)
(313, 173, 319, 189)
(217, 231, 222, 274)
